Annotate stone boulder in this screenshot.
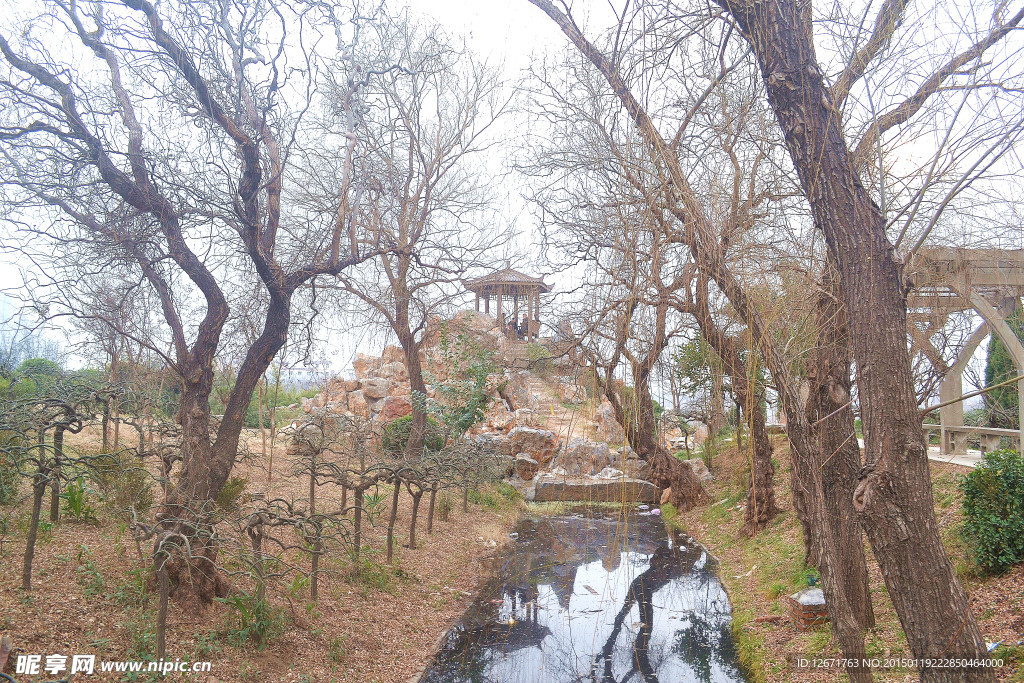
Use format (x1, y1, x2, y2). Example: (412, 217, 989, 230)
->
(347, 390, 370, 419)
(507, 426, 559, 468)
(557, 379, 586, 404)
(473, 433, 508, 456)
(506, 370, 532, 410)
(552, 438, 614, 476)
(362, 377, 392, 400)
(597, 466, 624, 479)
(484, 401, 515, 432)
(353, 353, 383, 379)
(682, 458, 713, 483)
(595, 399, 626, 444)
(513, 408, 539, 428)
(381, 395, 413, 420)
(377, 361, 409, 382)
(381, 345, 405, 364)
(514, 455, 540, 480)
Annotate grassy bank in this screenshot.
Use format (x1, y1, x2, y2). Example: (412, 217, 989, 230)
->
(662, 438, 1024, 683)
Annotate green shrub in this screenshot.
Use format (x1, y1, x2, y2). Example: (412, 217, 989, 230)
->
(219, 591, 288, 648)
(960, 448, 1024, 572)
(216, 476, 248, 511)
(380, 414, 444, 454)
(527, 343, 554, 376)
(467, 482, 520, 510)
(61, 475, 97, 522)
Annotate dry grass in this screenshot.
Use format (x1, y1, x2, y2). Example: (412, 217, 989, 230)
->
(0, 426, 522, 682)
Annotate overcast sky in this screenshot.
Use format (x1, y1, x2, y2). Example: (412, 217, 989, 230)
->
(0, 0, 1009, 406)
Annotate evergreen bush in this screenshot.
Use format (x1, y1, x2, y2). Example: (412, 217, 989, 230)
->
(960, 448, 1024, 572)
(380, 414, 445, 454)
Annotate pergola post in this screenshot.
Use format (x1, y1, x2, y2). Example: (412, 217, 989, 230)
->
(938, 323, 990, 455)
(907, 248, 1024, 456)
(968, 292, 1024, 455)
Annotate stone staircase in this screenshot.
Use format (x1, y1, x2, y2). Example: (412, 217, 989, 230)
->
(503, 340, 532, 370)
(526, 375, 593, 442)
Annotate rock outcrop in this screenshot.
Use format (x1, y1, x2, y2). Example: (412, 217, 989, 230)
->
(507, 426, 560, 470)
(594, 399, 626, 444)
(531, 478, 658, 503)
(302, 313, 532, 430)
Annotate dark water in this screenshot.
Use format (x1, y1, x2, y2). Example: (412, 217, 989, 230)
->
(420, 507, 747, 683)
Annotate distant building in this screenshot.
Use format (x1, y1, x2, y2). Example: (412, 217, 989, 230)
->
(277, 366, 325, 389)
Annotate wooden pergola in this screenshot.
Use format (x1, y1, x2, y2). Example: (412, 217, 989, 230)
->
(464, 267, 552, 342)
(907, 246, 1024, 455)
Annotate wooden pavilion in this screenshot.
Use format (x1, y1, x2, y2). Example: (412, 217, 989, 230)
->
(464, 267, 553, 342)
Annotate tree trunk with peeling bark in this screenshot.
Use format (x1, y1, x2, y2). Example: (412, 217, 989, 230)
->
(715, 0, 991, 674)
(604, 366, 709, 512)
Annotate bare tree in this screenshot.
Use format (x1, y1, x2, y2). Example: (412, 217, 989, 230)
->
(527, 0, 1024, 678)
(0, 0, 385, 598)
(334, 17, 510, 457)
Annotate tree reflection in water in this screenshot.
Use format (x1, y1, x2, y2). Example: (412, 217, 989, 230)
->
(420, 507, 746, 683)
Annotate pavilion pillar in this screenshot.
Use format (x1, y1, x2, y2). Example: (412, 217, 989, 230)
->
(513, 293, 520, 338)
(496, 288, 503, 327)
(533, 289, 540, 340)
(484, 294, 489, 314)
(475, 292, 480, 312)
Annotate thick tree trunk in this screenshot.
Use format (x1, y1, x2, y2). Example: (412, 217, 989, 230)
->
(717, 0, 991, 675)
(158, 296, 291, 604)
(807, 268, 875, 630)
(402, 340, 428, 457)
(393, 292, 428, 458)
(606, 369, 708, 511)
(741, 391, 777, 535)
(787, 414, 873, 683)
(692, 278, 778, 534)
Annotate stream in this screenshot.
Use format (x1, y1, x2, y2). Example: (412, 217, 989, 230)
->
(420, 506, 748, 683)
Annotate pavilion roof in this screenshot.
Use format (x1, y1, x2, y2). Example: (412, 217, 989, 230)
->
(463, 267, 553, 294)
